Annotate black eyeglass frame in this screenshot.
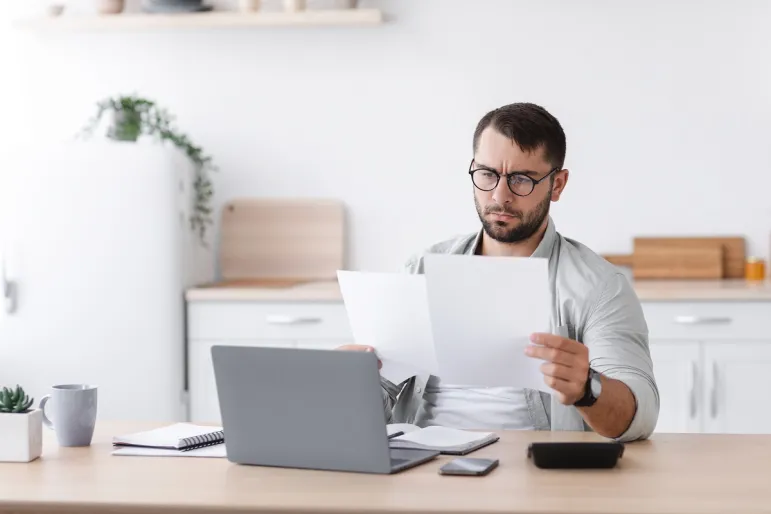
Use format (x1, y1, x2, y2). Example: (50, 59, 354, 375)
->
(468, 159, 560, 197)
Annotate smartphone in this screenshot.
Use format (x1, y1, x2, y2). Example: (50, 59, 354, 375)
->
(438, 457, 499, 476)
(527, 442, 624, 469)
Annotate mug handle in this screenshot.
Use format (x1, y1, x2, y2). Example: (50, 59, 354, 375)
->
(39, 395, 54, 429)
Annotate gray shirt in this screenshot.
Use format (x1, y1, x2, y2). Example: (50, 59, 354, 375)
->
(381, 216, 659, 442)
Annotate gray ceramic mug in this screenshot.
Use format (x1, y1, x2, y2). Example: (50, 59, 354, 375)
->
(39, 384, 98, 447)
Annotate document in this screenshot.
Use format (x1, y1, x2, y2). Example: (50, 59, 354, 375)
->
(337, 270, 439, 384)
(338, 255, 552, 392)
(423, 254, 551, 392)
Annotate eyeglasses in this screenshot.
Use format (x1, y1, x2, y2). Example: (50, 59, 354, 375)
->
(468, 159, 559, 197)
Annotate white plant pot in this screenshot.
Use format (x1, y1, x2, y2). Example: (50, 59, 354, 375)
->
(96, 0, 125, 15)
(239, 0, 261, 11)
(283, 0, 306, 12)
(0, 409, 43, 462)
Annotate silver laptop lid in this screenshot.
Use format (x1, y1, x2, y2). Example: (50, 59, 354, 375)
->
(211, 345, 393, 474)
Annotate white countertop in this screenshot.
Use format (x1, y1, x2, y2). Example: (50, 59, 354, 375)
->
(631, 279, 771, 300)
(186, 278, 771, 302)
(186, 279, 343, 302)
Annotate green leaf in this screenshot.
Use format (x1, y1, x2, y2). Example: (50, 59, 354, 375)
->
(78, 93, 216, 247)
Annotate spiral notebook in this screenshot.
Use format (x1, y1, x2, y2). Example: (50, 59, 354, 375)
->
(112, 423, 224, 453)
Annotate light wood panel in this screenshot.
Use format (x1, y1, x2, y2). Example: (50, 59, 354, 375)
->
(219, 198, 345, 282)
(3, 421, 771, 514)
(632, 243, 723, 280)
(634, 237, 746, 279)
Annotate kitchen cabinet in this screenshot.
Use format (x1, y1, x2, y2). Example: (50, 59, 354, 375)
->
(702, 342, 771, 434)
(187, 301, 352, 341)
(186, 300, 353, 423)
(648, 341, 701, 434)
(295, 340, 353, 350)
(645, 301, 771, 435)
(188, 339, 292, 424)
(186, 287, 771, 433)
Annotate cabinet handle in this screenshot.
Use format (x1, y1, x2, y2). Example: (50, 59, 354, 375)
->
(1, 254, 7, 297)
(710, 361, 718, 419)
(689, 361, 697, 419)
(1, 253, 17, 315)
(266, 315, 323, 325)
(674, 316, 732, 325)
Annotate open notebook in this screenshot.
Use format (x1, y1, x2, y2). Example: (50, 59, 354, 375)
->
(387, 423, 499, 455)
(112, 423, 226, 457)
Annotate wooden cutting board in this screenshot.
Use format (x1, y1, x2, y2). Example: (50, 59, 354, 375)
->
(219, 198, 345, 282)
(633, 237, 746, 279)
(632, 243, 723, 279)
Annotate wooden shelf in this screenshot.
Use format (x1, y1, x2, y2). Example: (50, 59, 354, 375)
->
(15, 9, 384, 31)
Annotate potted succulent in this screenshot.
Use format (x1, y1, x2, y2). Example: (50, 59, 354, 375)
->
(0, 385, 43, 462)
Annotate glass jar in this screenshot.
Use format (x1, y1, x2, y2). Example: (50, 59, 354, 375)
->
(745, 257, 766, 281)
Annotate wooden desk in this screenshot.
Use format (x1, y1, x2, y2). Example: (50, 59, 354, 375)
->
(1, 421, 769, 514)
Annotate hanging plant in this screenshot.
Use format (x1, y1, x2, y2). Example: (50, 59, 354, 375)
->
(79, 95, 216, 246)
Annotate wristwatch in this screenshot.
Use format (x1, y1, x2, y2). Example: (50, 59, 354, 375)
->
(574, 368, 602, 407)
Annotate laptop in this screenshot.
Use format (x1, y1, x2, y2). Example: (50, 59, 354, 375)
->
(210, 345, 440, 474)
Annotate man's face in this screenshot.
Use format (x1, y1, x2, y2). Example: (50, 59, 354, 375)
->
(472, 126, 565, 243)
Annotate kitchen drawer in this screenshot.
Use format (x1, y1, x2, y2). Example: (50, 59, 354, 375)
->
(641, 301, 771, 341)
(187, 301, 352, 341)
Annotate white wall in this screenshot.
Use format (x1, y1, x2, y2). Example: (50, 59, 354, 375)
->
(2, 0, 770, 274)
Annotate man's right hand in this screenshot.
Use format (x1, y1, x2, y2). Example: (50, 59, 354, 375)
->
(335, 344, 382, 369)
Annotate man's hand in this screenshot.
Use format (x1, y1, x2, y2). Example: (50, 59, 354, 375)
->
(335, 344, 382, 369)
(524, 333, 589, 405)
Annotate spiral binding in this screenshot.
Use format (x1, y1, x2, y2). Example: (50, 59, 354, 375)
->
(179, 430, 225, 451)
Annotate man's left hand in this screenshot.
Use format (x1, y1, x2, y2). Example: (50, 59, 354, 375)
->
(524, 333, 589, 406)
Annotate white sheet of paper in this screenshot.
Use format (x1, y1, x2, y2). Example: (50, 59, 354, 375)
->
(423, 254, 551, 392)
(337, 270, 439, 384)
(112, 445, 226, 458)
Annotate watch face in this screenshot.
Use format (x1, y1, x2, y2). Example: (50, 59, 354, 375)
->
(590, 372, 602, 398)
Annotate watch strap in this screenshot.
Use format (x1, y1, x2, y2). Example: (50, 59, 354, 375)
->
(573, 368, 598, 407)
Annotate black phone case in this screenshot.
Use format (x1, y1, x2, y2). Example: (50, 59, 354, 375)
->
(527, 442, 624, 469)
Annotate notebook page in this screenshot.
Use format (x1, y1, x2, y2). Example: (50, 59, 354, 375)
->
(387, 423, 421, 437)
(393, 426, 494, 448)
(112, 423, 223, 449)
(112, 445, 226, 458)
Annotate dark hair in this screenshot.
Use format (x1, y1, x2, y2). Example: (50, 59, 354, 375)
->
(472, 102, 566, 169)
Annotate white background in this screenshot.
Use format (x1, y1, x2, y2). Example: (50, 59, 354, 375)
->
(2, 0, 770, 274)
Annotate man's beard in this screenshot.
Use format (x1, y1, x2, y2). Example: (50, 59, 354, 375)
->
(475, 190, 551, 244)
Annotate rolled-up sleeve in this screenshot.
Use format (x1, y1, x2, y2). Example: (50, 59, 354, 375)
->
(583, 273, 660, 442)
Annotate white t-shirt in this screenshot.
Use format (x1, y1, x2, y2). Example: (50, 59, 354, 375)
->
(413, 375, 535, 430)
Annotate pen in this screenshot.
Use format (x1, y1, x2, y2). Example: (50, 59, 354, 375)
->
(388, 431, 404, 439)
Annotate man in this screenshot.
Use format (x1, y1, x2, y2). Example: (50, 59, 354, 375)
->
(339, 102, 658, 442)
